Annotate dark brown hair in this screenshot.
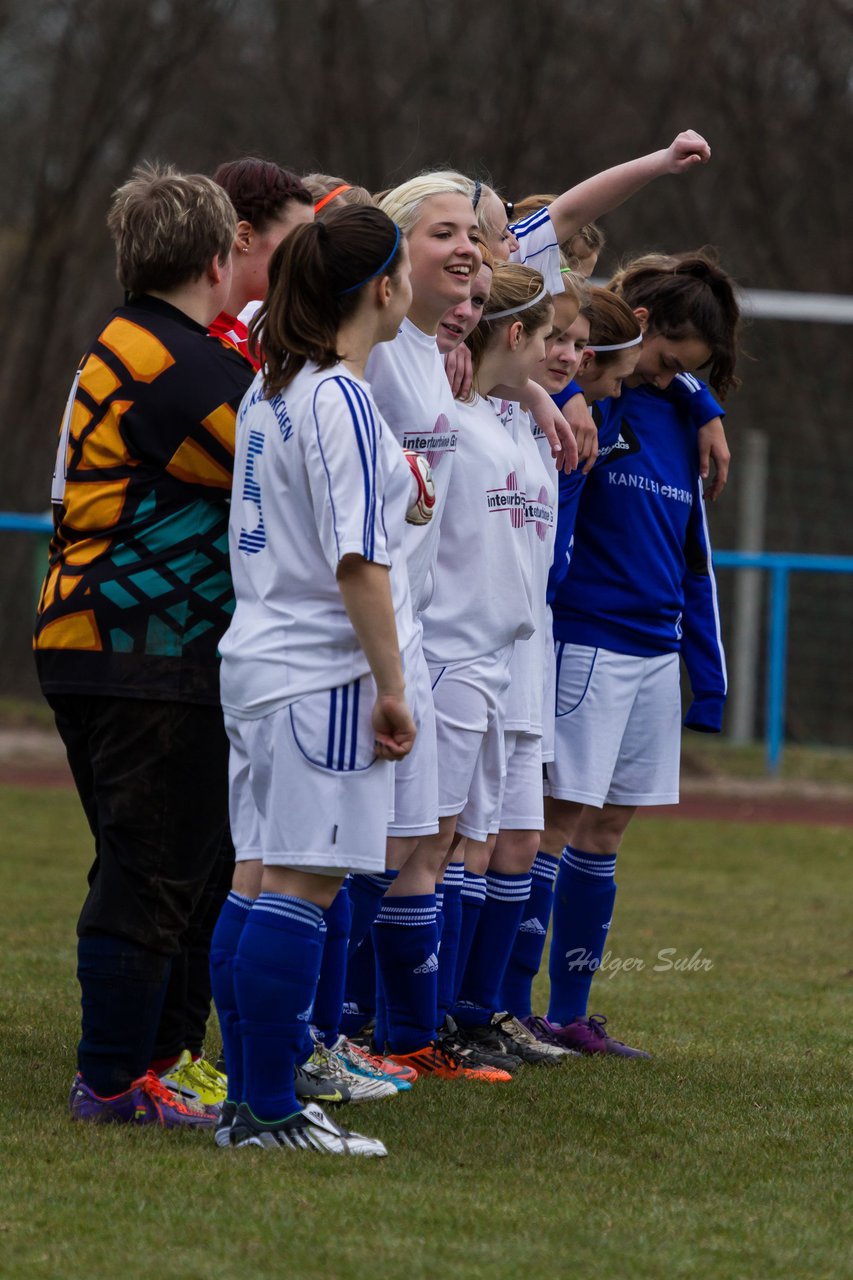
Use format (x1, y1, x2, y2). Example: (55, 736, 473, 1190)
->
(609, 248, 741, 397)
(252, 204, 404, 394)
(212, 157, 312, 232)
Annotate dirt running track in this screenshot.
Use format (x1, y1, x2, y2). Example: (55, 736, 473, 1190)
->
(2, 729, 852, 828)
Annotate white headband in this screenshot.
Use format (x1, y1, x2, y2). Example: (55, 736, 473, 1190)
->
(586, 333, 644, 352)
(483, 286, 548, 322)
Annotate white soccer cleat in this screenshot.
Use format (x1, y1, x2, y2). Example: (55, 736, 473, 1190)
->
(303, 1034, 399, 1102)
(230, 1101, 388, 1157)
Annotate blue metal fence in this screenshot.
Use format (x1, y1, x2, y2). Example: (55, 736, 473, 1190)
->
(712, 551, 853, 772)
(4, 513, 853, 773)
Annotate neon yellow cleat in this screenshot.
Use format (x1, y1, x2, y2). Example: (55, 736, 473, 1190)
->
(160, 1050, 228, 1110)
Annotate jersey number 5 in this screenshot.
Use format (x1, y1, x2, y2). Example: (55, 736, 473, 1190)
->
(238, 429, 266, 556)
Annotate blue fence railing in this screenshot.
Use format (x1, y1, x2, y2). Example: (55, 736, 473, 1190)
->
(0, 512, 53, 533)
(712, 551, 853, 772)
(3, 514, 852, 773)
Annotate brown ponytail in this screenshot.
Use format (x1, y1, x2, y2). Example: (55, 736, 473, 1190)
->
(609, 248, 741, 398)
(251, 205, 404, 394)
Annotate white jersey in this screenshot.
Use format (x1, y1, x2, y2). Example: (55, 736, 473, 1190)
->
(509, 208, 565, 297)
(498, 405, 558, 735)
(220, 362, 415, 718)
(366, 318, 460, 615)
(531, 408, 561, 750)
(421, 394, 534, 665)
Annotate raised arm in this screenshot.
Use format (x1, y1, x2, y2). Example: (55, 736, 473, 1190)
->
(546, 131, 711, 246)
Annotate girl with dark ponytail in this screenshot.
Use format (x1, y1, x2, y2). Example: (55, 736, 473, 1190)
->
(521, 249, 741, 1059)
(209, 204, 421, 1156)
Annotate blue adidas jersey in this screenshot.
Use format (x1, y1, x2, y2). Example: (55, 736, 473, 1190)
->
(547, 373, 723, 601)
(549, 379, 727, 732)
(553, 371, 722, 421)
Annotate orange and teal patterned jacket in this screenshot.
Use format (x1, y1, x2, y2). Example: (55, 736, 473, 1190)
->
(34, 294, 253, 704)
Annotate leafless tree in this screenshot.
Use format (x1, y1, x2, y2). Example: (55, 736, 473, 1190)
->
(0, 0, 850, 739)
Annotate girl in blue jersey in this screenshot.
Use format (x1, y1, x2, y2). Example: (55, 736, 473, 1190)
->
(209, 205, 419, 1155)
(531, 253, 740, 1057)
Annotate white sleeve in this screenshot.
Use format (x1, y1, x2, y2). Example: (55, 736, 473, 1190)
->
(306, 376, 392, 572)
(509, 208, 565, 296)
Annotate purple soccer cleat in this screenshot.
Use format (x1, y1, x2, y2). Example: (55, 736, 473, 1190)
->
(69, 1070, 218, 1128)
(524, 1013, 651, 1058)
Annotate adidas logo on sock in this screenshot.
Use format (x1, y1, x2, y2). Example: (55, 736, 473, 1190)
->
(414, 953, 439, 974)
(342, 1002, 361, 1015)
(519, 917, 547, 935)
(296, 1003, 314, 1022)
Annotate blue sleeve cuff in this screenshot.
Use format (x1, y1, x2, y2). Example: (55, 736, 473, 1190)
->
(684, 693, 725, 734)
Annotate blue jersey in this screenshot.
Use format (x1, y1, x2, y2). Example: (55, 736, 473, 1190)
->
(547, 372, 722, 596)
(550, 379, 727, 732)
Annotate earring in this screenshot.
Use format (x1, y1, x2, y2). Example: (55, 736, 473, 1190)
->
(239, 245, 250, 254)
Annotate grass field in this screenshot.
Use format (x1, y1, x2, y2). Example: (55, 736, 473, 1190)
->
(0, 786, 850, 1280)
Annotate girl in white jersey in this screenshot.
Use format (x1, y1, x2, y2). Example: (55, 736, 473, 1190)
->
(446, 275, 588, 1065)
(389, 264, 553, 1071)
(500, 286, 643, 1041)
(466, 131, 714, 476)
(340, 173, 514, 1083)
(209, 205, 418, 1156)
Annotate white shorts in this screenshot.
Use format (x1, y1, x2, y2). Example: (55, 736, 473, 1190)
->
(547, 643, 681, 808)
(541, 638, 557, 764)
(226, 673, 393, 872)
(388, 628, 439, 838)
(429, 647, 512, 842)
(493, 731, 544, 832)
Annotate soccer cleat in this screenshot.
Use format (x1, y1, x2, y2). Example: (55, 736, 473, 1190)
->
(230, 1101, 388, 1157)
(303, 1035, 398, 1102)
(491, 1012, 573, 1063)
(385, 1040, 512, 1083)
(348, 1042, 418, 1085)
(440, 1016, 522, 1071)
(160, 1050, 228, 1110)
(69, 1070, 217, 1129)
(215, 1099, 237, 1147)
(541, 1014, 651, 1058)
(294, 1062, 350, 1105)
(327, 1035, 412, 1092)
(521, 1014, 582, 1055)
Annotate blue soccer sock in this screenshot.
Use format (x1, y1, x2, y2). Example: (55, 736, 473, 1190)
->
(452, 871, 487, 1005)
(436, 861, 464, 1025)
(501, 852, 559, 1018)
(209, 890, 254, 1103)
(234, 893, 325, 1122)
(346, 870, 398, 959)
(547, 847, 618, 1026)
(454, 871, 532, 1026)
(372, 894, 438, 1055)
(340, 929, 377, 1037)
(373, 943, 389, 1053)
(311, 884, 352, 1046)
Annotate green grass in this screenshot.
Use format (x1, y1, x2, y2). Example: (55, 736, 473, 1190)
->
(0, 696, 56, 731)
(0, 788, 850, 1280)
(681, 734, 853, 786)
